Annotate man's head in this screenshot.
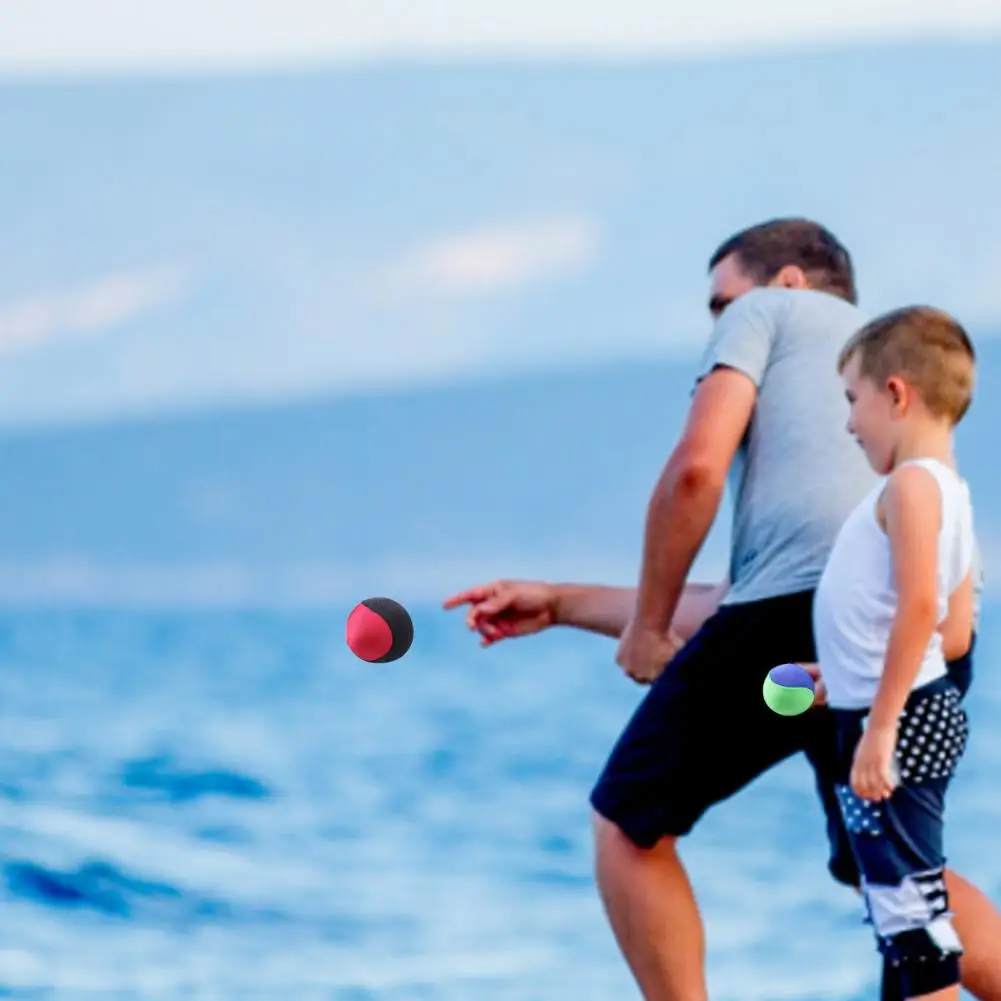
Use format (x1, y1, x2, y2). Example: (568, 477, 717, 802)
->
(707, 218, 856, 318)
(837, 306, 976, 474)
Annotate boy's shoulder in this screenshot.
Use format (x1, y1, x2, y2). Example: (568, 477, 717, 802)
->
(879, 460, 973, 543)
(888, 458, 966, 495)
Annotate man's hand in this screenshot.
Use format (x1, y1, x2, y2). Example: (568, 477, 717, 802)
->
(850, 723, 898, 801)
(615, 616, 684, 684)
(442, 579, 558, 647)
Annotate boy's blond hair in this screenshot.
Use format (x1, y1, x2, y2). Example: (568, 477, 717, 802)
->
(837, 306, 976, 424)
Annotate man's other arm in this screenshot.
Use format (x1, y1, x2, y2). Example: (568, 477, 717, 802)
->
(632, 367, 756, 632)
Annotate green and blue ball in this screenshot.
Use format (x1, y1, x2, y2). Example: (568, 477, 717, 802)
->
(763, 663, 816, 715)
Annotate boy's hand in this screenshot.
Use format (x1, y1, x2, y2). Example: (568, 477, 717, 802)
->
(850, 723, 898, 801)
(797, 663, 827, 707)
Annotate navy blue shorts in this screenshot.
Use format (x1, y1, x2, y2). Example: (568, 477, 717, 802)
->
(832, 676, 968, 997)
(825, 638, 975, 888)
(589, 588, 975, 889)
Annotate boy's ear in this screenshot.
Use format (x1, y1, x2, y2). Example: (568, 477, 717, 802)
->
(886, 375, 908, 412)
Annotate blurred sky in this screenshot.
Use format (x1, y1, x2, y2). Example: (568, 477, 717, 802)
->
(1, 0, 1000, 599)
(2, 0, 1001, 428)
(2, 0, 1001, 74)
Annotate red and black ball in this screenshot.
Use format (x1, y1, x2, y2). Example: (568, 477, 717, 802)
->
(346, 597, 414, 662)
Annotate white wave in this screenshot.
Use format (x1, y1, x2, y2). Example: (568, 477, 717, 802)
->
(0, 264, 190, 355)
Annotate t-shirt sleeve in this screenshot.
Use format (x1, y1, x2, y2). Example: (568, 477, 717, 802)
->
(696, 289, 786, 388)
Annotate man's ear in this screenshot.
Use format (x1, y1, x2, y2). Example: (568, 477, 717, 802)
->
(771, 265, 810, 290)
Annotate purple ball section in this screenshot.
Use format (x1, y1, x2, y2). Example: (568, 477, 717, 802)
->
(769, 663, 814, 690)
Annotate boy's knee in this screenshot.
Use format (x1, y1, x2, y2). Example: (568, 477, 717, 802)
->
(865, 872, 963, 997)
(880, 925, 961, 997)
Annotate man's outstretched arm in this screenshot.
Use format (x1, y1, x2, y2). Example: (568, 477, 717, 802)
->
(443, 578, 729, 648)
(555, 580, 728, 641)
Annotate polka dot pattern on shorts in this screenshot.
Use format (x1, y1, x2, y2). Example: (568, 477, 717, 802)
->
(896, 686, 968, 783)
(835, 785, 885, 836)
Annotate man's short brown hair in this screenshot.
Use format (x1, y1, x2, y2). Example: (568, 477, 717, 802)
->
(837, 306, 976, 424)
(708, 218, 857, 303)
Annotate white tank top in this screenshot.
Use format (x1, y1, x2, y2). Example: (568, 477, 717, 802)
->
(814, 457, 975, 710)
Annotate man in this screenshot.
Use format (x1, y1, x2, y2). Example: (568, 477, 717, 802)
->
(443, 219, 1001, 1001)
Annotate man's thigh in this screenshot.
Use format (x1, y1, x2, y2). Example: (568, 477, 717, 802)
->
(590, 590, 818, 848)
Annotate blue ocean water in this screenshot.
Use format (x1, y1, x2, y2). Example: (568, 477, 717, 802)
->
(1, 605, 999, 1000)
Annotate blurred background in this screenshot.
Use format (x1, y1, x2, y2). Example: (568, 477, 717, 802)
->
(1, 1, 1001, 997)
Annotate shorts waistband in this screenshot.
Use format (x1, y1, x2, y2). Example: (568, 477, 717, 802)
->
(833, 675, 957, 722)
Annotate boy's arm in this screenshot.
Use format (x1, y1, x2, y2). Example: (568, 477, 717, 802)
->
(868, 465, 944, 733)
(940, 570, 973, 662)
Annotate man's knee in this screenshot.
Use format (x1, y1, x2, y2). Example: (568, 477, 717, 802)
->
(592, 809, 679, 859)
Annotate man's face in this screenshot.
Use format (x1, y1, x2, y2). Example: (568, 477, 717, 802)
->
(706, 253, 759, 319)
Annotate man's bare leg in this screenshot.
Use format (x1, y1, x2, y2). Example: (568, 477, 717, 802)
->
(593, 813, 708, 1001)
(947, 869, 1001, 1000)
(449, 582, 1001, 997)
(912, 987, 958, 1001)
(591, 835, 1001, 1001)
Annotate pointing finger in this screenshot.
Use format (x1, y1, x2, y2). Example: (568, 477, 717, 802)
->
(470, 593, 515, 619)
(442, 584, 494, 609)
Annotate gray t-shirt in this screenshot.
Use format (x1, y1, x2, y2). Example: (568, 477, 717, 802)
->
(697, 287, 877, 605)
(695, 285, 985, 621)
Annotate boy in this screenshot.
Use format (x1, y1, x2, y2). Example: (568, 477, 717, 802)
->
(813, 305, 977, 1001)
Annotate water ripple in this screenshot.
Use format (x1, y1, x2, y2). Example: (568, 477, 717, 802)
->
(119, 754, 270, 803)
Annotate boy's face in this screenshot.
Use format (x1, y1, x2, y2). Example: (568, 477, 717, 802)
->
(841, 354, 898, 475)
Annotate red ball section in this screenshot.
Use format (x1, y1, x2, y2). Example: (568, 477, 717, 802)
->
(346, 603, 394, 661)
(346, 596, 414, 662)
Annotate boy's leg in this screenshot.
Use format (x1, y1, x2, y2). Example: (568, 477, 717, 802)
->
(811, 642, 1001, 1001)
(834, 682, 967, 1001)
(589, 592, 818, 1001)
(816, 767, 1001, 1001)
(838, 783, 963, 1001)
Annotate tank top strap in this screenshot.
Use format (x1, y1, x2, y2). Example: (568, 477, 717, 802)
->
(895, 457, 964, 501)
